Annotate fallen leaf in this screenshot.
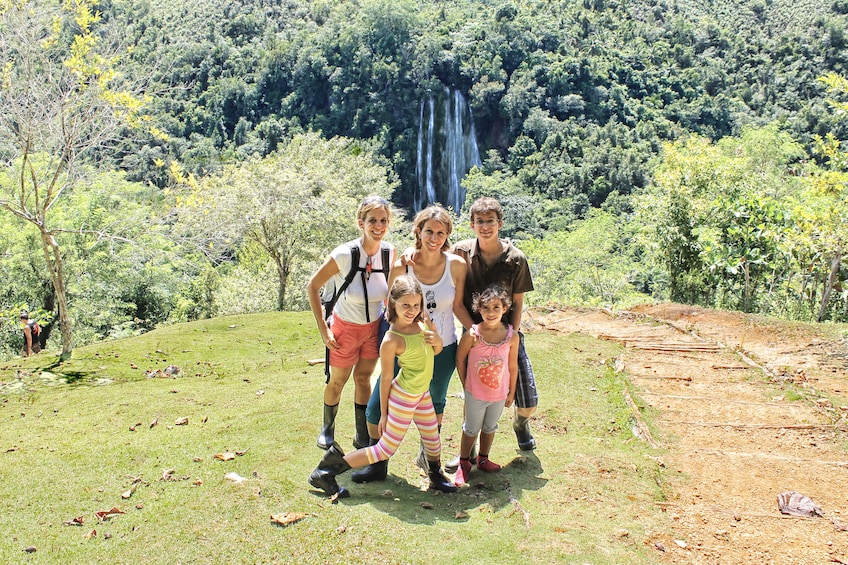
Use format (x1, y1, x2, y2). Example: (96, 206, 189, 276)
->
(23, 546, 37, 553)
(235, 449, 249, 456)
(336, 525, 347, 533)
(228, 324, 237, 328)
(270, 512, 308, 527)
(149, 418, 158, 429)
(161, 469, 175, 481)
(135, 503, 144, 510)
(674, 539, 687, 548)
(84, 530, 96, 539)
(121, 484, 137, 499)
(381, 490, 394, 497)
(94, 507, 125, 522)
(420, 502, 434, 509)
(175, 417, 189, 426)
(63, 516, 85, 526)
(130, 363, 138, 369)
(201, 415, 208, 423)
(214, 452, 236, 461)
(193, 456, 203, 462)
(193, 479, 203, 486)
(129, 422, 141, 432)
(455, 510, 468, 519)
(224, 472, 248, 484)
(256, 389, 265, 396)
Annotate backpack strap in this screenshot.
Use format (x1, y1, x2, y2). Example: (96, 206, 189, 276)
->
(323, 244, 360, 321)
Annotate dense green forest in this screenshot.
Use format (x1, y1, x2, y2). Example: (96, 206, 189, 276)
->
(1, 0, 847, 358)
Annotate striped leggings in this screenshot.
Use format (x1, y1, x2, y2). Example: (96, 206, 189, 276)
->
(365, 379, 441, 464)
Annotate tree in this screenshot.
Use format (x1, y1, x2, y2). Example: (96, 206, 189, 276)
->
(0, 0, 149, 359)
(804, 73, 848, 321)
(173, 132, 400, 311)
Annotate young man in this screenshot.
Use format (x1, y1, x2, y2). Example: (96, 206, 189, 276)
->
(450, 196, 539, 453)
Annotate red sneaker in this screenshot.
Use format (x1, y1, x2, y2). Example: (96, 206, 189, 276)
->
(454, 459, 472, 486)
(477, 457, 501, 473)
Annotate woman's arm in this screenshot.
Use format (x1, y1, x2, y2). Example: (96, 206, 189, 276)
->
(306, 256, 341, 349)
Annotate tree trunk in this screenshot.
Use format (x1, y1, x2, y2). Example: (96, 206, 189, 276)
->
(40, 229, 73, 360)
(817, 247, 843, 322)
(270, 252, 288, 312)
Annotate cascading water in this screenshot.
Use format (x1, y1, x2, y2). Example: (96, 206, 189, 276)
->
(415, 87, 481, 213)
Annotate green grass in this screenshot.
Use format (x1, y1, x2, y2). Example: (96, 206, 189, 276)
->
(1, 313, 670, 564)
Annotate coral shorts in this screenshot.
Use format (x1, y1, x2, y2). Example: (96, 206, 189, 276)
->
(328, 315, 381, 368)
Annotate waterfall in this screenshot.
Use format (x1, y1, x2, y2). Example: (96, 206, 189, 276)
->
(414, 88, 481, 213)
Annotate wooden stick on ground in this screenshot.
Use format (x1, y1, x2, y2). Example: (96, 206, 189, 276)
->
(623, 388, 661, 449)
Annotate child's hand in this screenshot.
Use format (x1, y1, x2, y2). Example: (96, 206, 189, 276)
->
(423, 328, 441, 347)
(505, 392, 515, 408)
(378, 415, 388, 437)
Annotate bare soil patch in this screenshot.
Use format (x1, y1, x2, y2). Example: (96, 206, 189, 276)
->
(525, 303, 848, 564)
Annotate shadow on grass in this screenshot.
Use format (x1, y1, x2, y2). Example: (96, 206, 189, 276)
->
(309, 450, 547, 525)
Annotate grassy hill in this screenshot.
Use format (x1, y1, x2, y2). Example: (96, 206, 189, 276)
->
(0, 311, 668, 564)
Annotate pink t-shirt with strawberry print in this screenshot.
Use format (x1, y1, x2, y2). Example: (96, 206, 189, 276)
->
(465, 324, 513, 402)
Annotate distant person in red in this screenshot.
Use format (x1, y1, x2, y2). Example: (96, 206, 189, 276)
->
(20, 311, 41, 357)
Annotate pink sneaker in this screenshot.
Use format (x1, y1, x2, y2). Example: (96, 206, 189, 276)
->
(477, 457, 501, 473)
(454, 459, 472, 486)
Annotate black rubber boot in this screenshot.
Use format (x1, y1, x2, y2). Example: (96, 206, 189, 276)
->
(428, 460, 457, 493)
(513, 414, 537, 451)
(317, 403, 338, 450)
(445, 442, 477, 474)
(308, 443, 351, 497)
(352, 403, 369, 449)
(351, 438, 388, 483)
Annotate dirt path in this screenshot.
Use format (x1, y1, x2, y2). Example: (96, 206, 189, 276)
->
(526, 304, 848, 564)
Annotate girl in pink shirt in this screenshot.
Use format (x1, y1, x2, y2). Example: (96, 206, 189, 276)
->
(454, 285, 519, 486)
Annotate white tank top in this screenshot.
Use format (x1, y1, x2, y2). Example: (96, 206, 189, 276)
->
(408, 253, 459, 346)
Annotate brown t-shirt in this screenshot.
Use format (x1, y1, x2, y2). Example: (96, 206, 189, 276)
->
(450, 238, 534, 324)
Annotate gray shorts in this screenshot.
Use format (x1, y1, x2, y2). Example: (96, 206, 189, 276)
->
(515, 332, 538, 409)
(462, 389, 506, 436)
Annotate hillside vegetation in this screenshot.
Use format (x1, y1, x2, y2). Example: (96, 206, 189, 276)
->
(2, 0, 847, 358)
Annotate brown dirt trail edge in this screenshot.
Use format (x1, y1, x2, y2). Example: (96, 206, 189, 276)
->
(526, 303, 848, 564)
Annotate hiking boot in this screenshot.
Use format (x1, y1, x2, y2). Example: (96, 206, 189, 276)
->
(454, 458, 472, 487)
(317, 403, 339, 450)
(308, 443, 351, 497)
(427, 460, 457, 493)
(477, 457, 501, 473)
